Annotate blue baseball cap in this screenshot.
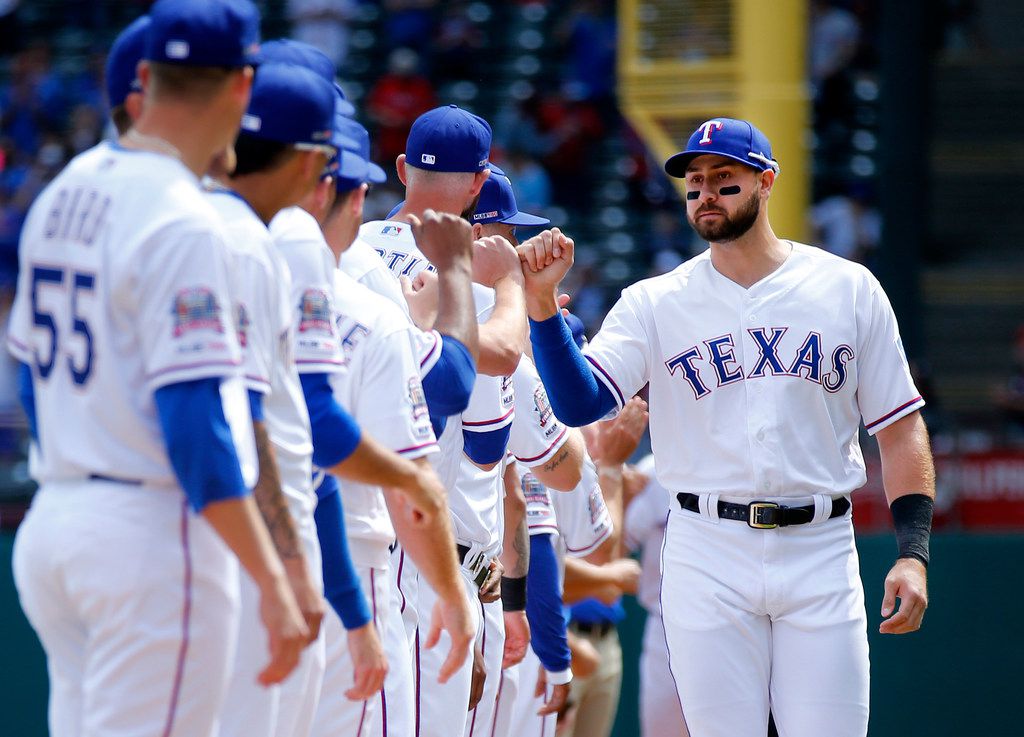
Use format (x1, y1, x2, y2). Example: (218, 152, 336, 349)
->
(664, 118, 779, 178)
(260, 38, 356, 117)
(564, 312, 587, 349)
(240, 63, 336, 149)
(329, 115, 371, 191)
(335, 116, 386, 184)
(406, 104, 491, 173)
(472, 172, 549, 226)
(146, 0, 261, 68)
(106, 16, 150, 109)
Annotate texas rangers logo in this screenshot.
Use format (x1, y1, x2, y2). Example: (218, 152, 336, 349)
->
(298, 289, 332, 334)
(698, 120, 724, 145)
(172, 287, 223, 337)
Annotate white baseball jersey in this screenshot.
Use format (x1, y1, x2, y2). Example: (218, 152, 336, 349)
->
(520, 454, 612, 558)
(359, 219, 514, 555)
(269, 206, 347, 374)
(205, 194, 315, 524)
(341, 231, 412, 315)
(329, 269, 438, 568)
(584, 243, 924, 498)
(624, 468, 671, 615)
(507, 354, 568, 467)
(7, 142, 255, 485)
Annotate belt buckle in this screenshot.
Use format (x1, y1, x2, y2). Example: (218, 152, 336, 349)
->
(462, 549, 490, 589)
(747, 501, 780, 529)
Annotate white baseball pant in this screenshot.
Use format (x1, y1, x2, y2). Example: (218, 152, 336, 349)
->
(368, 558, 417, 737)
(639, 614, 687, 737)
(660, 496, 870, 737)
(464, 598, 505, 737)
(13, 481, 240, 737)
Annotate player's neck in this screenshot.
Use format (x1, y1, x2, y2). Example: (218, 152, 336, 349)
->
(709, 220, 789, 289)
(392, 193, 466, 223)
(229, 176, 293, 225)
(130, 107, 228, 179)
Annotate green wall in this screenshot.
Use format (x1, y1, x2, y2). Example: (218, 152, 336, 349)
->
(2, 533, 1021, 736)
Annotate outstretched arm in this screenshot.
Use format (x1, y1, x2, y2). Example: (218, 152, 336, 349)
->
(875, 410, 935, 635)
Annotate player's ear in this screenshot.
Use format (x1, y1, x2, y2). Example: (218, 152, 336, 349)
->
(125, 91, 144, 125)
(137, 60, 151, 93)
(350, 183, 368, 215)
(472, 222, 483, 240)
(396, 154, 408, 186)
(469, 168, 490, 197)
(759, 169, 776, 198)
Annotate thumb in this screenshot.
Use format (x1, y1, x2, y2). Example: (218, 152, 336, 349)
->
(880, 576, 898, 617)
(399, 275, 414, 298)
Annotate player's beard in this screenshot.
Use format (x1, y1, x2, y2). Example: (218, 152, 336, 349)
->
(461, 192, 482, 221)
(689, 188, 761, 243)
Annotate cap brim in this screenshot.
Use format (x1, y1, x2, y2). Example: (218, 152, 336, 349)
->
(334, 85, 355, 117)
(665, 150, 764, 178)
(487, 163, 505, 176)
(334, 150, 369, 181)
(332, 131, 359, 150)
(367, 162, 387, 184)
(501, 211, 549, 226)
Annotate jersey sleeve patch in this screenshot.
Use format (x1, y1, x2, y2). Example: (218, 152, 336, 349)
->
(172, 287, 225, 338)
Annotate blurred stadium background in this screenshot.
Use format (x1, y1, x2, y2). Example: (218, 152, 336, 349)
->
(0, 0, 1022, 735)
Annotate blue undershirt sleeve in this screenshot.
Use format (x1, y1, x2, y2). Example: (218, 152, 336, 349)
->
(298, 372, 362, 469)
(313, 474, 372, 629)
(526, 533, 571, 673)
(529, 313, 616, 426)
(422, 335, 477, 417)
(248, 389, 264, 423)
(154, 377, 248, 513)
(462, 424, 511, 466)
(18, 362, 36, 441)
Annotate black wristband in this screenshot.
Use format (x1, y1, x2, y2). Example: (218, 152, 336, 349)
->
(890, 494, 934, 567)
(500, 575, 527, 611)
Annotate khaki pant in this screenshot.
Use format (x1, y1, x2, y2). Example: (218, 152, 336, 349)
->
(563, 625, 622, 737)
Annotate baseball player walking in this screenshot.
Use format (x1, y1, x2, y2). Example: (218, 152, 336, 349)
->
(8, 2, 311, 735)
(520, 117, 935, 737)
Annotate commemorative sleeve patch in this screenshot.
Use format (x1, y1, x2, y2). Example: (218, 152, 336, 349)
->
(298, 288, 334, 334)
(235, 302, 250, 347)
(172, 287, 224, 336)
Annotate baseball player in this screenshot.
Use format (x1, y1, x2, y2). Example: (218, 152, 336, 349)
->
(520, 117, 936, 737)
(310, 118, 477, 737)
(8, 2, 312, 736)
(624, 454, 688, 737)
(204, 62, 352, 737)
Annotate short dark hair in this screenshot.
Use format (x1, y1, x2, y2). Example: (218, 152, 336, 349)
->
(110, 105, 132, 136)
(231, 133, 297, 177)
(325, 186, 359, 220)
(148, 62, 237, 103)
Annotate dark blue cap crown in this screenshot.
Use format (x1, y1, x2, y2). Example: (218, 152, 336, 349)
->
(106, 15, 151, 109)
(260, 38, 355, 116)
(146, 0, 261, 69)
(472, 172, 549, 226)
(334, 116, 387, 185)
(240, 63, 335, 147)
(664, 118, 779, 178)
(406, 105, 491, 173)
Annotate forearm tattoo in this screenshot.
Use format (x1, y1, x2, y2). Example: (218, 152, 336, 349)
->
(252, 420, 302, 560)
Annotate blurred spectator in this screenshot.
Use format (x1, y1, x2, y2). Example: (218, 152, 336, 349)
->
(433, 0, 485, 83)
(500, 147, 552, 213)
(994, 327, 1024, 445)
(557, 0, 617, 109)
(382, 0, 438, 54)
(532, 87, 604, 209)
(287, 0, 358, 67)
(809, 0, 861, 89)
(809, 183, 880, 263)
(365, 47, 437, 166)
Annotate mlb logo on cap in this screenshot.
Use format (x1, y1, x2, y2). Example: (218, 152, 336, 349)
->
(406, 105, 492, 173)
(472, 172, 549, 226)
(664, 117, 780, 178)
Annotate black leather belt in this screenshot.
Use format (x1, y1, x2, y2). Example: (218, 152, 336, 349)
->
(456, 544, 491, 589)
(676, 492, 850, 529)
(571, 620, 616, 637)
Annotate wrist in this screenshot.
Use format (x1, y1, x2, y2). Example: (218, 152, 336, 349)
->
(526, 291, 558, 321)
(597, 463, 624, 480)
(500, 575, 527, 611)
(890, 493, 933, 568)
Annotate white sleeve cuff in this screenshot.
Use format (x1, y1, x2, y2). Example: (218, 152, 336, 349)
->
(545, 667, 573, 686)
